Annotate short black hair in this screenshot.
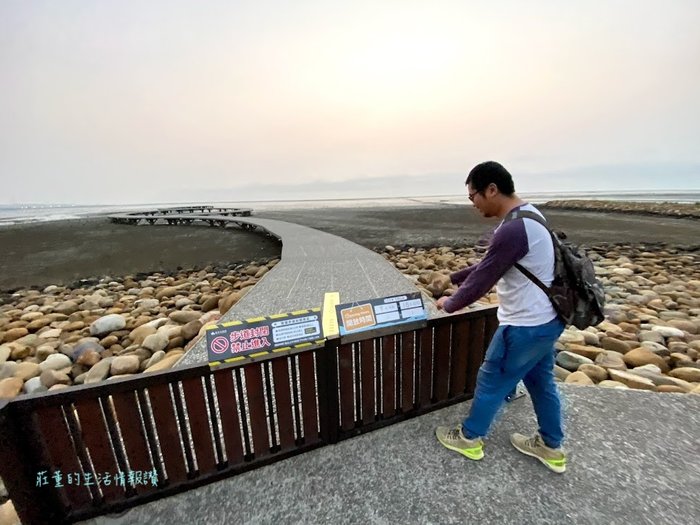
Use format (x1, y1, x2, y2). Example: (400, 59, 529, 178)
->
(465, 161, 515, 196)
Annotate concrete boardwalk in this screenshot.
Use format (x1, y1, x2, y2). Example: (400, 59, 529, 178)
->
(178, 215, 435, 366)
(85, 385, 699, 524)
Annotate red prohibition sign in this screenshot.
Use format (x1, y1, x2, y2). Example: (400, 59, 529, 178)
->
(210, 336, 230, 354)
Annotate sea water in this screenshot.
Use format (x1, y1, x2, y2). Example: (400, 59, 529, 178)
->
(1, 190, 698, 226)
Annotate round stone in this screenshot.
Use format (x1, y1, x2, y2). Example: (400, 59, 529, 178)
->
(181, 320, 203, 340)
(558, 330, 586, 345)
(168, 310, 201, 325)
(650, 325, 685, 338)
(39, 353, 72, 372)
(76, 349, 101, 367)
(565, 371, 594, 385)
(0, 377, 24, 398)
(578, 364, 608, 382)
(110, 355, 140, 375)
(556, 351, 593, 371)
(144, 350, 165, 370)
(3, 327, 29, 343)
(565, 344, 605, 361)
(23, 376, 47, 395)
(623, 348, 669, 372)
(142, 333, 169, 353)
(656, 385, 688, 394)
(607, 370, 657, 391)
(90, 314, 127, 336)
(553, 365, 571, 381)
(595, 351, 627, 371)
(601, 337, 633, 354)
(668, 367, 700, 382)
(598, 380, 629, 389)
(40, 369, 71, 389)
(145, 352, 183, 373)
(85, 358, 113, 383)
(13, 362, 41, 381)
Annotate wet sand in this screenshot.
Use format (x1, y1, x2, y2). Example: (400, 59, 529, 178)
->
(256, 205, 700, 248)
(0, 206, 698, 291)
(0, 219, 281, 291)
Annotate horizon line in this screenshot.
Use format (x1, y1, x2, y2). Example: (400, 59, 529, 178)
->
(2, 188, 700, 208)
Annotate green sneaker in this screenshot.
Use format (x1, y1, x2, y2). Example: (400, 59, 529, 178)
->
(435, 426, 484, 460)
(510, 433, 567, 473)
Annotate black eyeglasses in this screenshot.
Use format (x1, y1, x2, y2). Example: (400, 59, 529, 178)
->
(468, 190, 481, 202)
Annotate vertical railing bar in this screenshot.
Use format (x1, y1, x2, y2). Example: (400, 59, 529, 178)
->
(62, 404, 102, 502)
(289, 356, 303, 443)
(234, 368, 253, 458)
(430, 325, 436, 403)
(171, 382, 196, 476)
(313, 352, 321, 434)
(203, 374, 225, 466)
(137, 389, 166, 485)
(353, 343, 361, 424)
(396, 333, 403, 413)
(448, 321, 455, 396)
(413, 329, 420, 409)
(394, 335, 399, 415)
(374, 337, 381, 417)
(294, 356, 306, 439)
(263, 361, 278, 450)
(100, 397, 136, 498)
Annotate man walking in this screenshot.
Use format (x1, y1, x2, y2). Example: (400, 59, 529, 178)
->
(435, 161, 567, 473)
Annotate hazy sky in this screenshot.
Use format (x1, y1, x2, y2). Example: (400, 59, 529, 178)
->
(1, 1, 699, 204)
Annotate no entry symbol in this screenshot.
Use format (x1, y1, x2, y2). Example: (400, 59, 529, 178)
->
(210, 336, 230, 354)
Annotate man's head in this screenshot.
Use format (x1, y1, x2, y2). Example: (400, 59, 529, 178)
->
(465, 161, 517, 218)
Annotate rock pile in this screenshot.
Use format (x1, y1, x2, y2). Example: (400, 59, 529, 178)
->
(0, 258, 278, 398)
(382, 243, 700, 395)
(541, 200, 700, 220)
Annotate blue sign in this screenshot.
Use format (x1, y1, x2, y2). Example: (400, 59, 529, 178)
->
(335, 292, 427, 338)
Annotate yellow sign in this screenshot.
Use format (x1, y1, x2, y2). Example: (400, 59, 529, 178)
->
(322, 292, 341, 338)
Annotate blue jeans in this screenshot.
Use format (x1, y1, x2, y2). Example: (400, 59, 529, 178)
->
(462, 317, 565, 448)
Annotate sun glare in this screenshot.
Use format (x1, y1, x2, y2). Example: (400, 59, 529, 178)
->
(308, 12, 474, 116)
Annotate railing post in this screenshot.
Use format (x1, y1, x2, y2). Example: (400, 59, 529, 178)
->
(0, 401, 65, 524)
(317, 339, 340, 445)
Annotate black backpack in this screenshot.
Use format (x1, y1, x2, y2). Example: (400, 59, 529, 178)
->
(504, 209, 605, 329)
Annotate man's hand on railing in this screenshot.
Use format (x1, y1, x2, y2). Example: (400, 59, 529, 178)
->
(435, 296, 450, 311)
(435, 297, 474, 315)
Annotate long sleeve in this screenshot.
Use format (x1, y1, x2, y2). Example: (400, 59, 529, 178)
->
(450, 264, 477, 286)
(443, 220, 529, 313)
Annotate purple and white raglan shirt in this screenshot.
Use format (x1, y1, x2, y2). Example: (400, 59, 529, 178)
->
(443, 203, 558, 326)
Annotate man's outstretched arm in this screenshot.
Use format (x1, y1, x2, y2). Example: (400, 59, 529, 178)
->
(438, 221, 529, 313)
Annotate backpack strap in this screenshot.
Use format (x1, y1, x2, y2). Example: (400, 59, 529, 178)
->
(503, 209, 555, 297)
(504, 209, 550, 230)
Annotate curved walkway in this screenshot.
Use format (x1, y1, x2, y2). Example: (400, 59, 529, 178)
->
(177, 215, 438, 367)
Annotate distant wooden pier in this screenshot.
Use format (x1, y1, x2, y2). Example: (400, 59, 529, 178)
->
(108, 205, 254, 227)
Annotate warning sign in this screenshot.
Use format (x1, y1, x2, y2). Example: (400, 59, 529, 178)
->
(206, 308, 324, 365)
(335, 292, 427, 340)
